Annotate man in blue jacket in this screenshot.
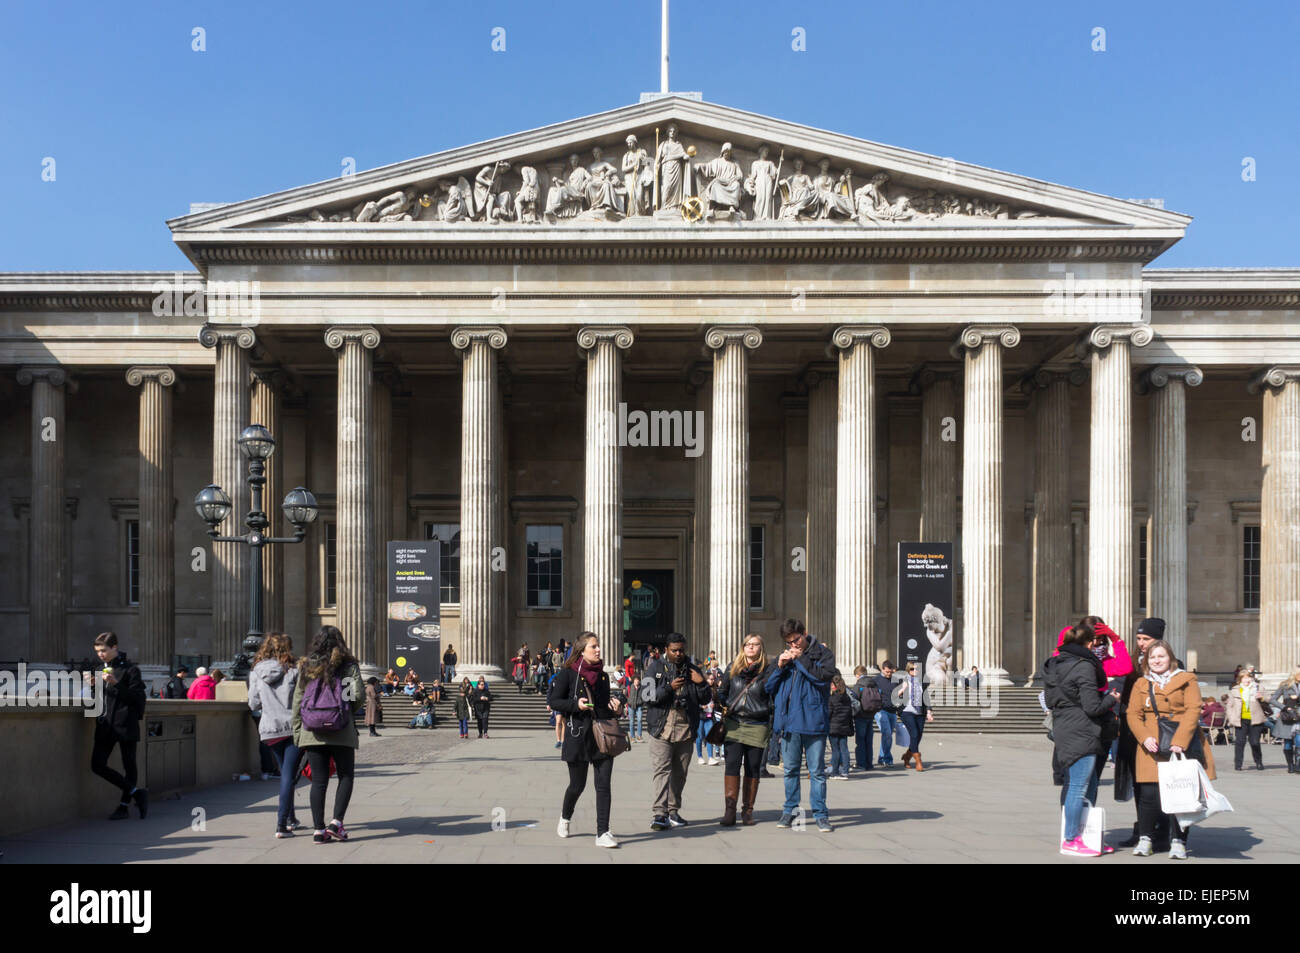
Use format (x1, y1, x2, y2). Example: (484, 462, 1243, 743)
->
(765, 618, 836, 832)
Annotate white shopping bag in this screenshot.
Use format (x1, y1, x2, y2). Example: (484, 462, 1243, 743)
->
(895, 720, 910, 750)
(1059, 801, 1105, 854)
(1174, 760, 1234, 829)
(1157, 752, 1202, 814)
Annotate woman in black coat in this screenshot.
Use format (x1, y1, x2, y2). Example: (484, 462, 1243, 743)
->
(471, 678, 492, 738)
(548, 631, 623, 848)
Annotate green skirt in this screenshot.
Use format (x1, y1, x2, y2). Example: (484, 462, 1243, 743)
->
(724, 717, 771, 749)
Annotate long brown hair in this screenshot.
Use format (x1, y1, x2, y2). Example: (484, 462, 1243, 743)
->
(254, 632, 295, 667)
(300, 625, 357, 681)
(729, 634, 769, 677)
(566, 631, 600, 670)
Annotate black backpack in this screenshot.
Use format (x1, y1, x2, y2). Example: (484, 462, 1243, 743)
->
(857, 681, 883, 715)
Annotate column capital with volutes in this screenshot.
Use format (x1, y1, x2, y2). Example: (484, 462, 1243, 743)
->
(577, 326, 634, 352)
(1140, 365, 1204, 393)
(950, 325, 1020, 359)
(832, 326, 891, 351)
(451, 326, 507, 352)
(125, 366, 177, 388)
(1248, 366, 1300, 394)
(705, 326, 762, 351)
(17, 366, 72, 389)
(198, 325, 256, 350)
(1020, 363, 1088, 395)
(324, 326, 381, 350)
(1073, 324, 1153, 360)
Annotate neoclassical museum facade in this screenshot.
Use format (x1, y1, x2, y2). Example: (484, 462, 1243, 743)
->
(2, 98, 1297, 683)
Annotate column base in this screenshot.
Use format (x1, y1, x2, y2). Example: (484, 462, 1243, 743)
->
(456, 664, 504, 681)
(971, 667, 1016, 688)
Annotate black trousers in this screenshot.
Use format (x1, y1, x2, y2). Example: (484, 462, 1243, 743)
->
(475, 711, 490, 735)
(562, 757, 613, 835)
(1134, 780, 1187, 845)
(1234, 720, 1264, 768)
(90, 723, 137, 800)
(305, 745, 356, 831)
(723, 740, 765, 779)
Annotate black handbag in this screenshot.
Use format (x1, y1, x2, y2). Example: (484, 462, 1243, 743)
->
(1148, 681, 1204, 760)
(708, 673, 762, 746)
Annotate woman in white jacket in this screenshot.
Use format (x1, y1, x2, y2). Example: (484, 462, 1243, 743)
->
(248, 632, 304, 838)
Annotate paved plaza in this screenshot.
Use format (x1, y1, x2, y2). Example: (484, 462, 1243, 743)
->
(4, 730, 1296, 864)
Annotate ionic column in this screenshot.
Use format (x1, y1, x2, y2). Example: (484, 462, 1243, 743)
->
(1144, 365, 1203, 664)
(199, 326, 255, 663)
(953, 326, 1020, 685)
(17, 367, 70, 663)
(453, 327, 507, 677)
(833, 327, 890, 670)
(127, 367, 176, 667)
(579, 327, 633, 658)
(914, 365, 959, 543)
(804, 363, 837, 641)
(372, 366, 395, 667)
(1251, 367, 1300, 679)
(325, 327, 380, 667)
(689, 364, 712, 645)
(1080, 325, 1152, 649)
(250, 369, 284, 634)
(1025, 367, 1084, 681)
(707, 327, 761, 663)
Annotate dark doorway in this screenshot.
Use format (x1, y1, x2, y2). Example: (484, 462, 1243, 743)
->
(622, 569, 674, 652)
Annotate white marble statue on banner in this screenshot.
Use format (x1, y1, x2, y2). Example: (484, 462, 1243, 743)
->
(745, 144, 780, 220)
(695, 142, 745, 220)
(922, 603, 954, 686)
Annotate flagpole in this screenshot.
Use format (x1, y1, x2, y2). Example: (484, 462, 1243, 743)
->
(660, 0, 669, 94)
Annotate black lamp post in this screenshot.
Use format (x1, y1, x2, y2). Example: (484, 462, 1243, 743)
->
(195, 424, 318, 678)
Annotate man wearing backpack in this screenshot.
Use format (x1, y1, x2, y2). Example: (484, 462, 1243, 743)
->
(850, 665, 883, 771)
(873, 660, 902, 766)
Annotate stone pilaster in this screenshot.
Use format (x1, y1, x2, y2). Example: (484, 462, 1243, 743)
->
(325, 327, 380, 667)
(250, 368, 284, 634)
(833, 327, 890, 670)
(689, 364, 712, 646)
(199, 325, 255, 663)
(579, 327, 633, 658)
(453, 327, 507, 677)
(372, 366, 395, 667)
(913, 365, 960, 544)
(953, 326, 1020, 685)
(706, 327, 762, 663)
(127, 367, 176, 667)
(1143, 365, 1203, 664)
(17, 367, 70, 662)
(1025, 366, 1085, 682)
(803, 362, 837, 642)
(1251, 366, 1300, 679)
(1079, 325, 1152, 649)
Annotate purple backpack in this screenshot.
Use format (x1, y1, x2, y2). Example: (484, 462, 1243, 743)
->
(300, 673, 351, 733)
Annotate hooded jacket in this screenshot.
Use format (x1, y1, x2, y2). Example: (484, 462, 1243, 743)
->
(248, 658, 298, 742)
(765, 637, 836, 736)
(1043, 645, 1117, 769)
(187, 674, 217, 700)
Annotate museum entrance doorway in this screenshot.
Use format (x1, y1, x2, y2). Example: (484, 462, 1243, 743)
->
(623, 569, 674, 654)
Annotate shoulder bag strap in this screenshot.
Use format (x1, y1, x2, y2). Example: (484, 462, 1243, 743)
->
(1147, 680, 1161, 718)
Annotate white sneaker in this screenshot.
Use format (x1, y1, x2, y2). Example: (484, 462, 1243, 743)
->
(707, 757, 720, 766)
(1169, 839, 1187, 860)
(595, 831, 620, 848)
(698, 757, 706, 765)
(1132, 836, 1153, 857)
(557, 818, 570, 838)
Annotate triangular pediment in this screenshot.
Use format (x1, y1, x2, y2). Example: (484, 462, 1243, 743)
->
(168, 97, 1189, 243)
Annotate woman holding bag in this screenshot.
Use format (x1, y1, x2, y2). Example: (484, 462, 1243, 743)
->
(1126, 639, 1215, 860)
(548, 631, 623, 848)
(717, 634, 772, 826)
(1227, 670, 1268, 771)
(1269, 668, 1300, 773)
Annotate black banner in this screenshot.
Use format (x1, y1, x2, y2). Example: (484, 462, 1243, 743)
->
(387, 540, 441, 682)
(896, 542, 954, 682)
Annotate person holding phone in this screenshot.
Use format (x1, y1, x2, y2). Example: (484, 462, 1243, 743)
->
(548, 631, 622, 848)
(85, 631, 148, 820)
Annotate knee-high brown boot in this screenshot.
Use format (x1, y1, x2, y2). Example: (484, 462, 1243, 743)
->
(720, 776, 740, 826)
(741, 777, 759, 825)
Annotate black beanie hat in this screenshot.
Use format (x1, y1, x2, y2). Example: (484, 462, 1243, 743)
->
(1136, 617, 1166, 638)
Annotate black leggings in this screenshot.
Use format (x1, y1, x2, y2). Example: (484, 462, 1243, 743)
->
(90, 725, 137, 800)
(305, 746, 355, 831)
(476, 711, 490, 735)
(1134, 781, 1188, 845)
(562, 758, 613, 835)
(1235, 720, 1264, 768)
(723, 740, 765, 779)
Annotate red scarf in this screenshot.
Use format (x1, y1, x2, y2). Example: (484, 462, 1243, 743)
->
(576, 657, 601, 688)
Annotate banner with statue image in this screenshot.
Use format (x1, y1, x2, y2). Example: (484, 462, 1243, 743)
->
(387, 540, 441, 682)
(897, 543, 955, 685)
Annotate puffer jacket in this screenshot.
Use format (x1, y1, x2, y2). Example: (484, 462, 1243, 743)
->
(1043, 645, 1117, 769)
(828, 690, 855, 737)
(187, 674, 216, 700)
(248, 658, 298, 741)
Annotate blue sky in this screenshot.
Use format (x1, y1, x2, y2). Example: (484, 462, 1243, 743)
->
(1, 0, 1296, 270)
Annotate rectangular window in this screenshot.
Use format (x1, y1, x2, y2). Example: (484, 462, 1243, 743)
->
(324, 521, 337, 607)
(749, 524, 765, 611)
(424, 522, 462, 604)
(1243, 525, 1261, 611)
(1137, 523, 1148, 613)
(125, 519, 140, 606)
(526, 524, 563, 608)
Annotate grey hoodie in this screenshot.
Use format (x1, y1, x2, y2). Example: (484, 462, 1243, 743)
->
(248, 659, 299, 742)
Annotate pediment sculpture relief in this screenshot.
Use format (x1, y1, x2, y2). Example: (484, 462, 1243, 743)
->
(282, 126, 1048, 228)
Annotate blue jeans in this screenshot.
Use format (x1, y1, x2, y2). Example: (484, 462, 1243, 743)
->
(1062, 754, 1099, 842)
(875, 711, 897, 764)
(766, 730, 783, 765)
(780, 732, 828, 821)
(630, 707, 644, 739)
(829, 735, 850, 776)
(266, 738, 302, 828)
(696, 719, 715, 759)
(854, 716, 874, 769)
(900, 711, 925, 754)
(458, 718, 468, 736)
(444, 665, 456, 681)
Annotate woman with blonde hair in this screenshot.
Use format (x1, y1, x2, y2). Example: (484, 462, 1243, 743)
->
(1270, 667, 1300, 773)
(1226, 667, 1268, 770)
(248, 632, 305, 838)
(717, 634, 773, 826)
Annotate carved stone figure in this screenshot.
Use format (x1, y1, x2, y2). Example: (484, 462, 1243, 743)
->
(622, 135, 653, 216)
(778, 159, 817, 221)
(855, 171, 917, 224)
(811, 159, 855, 220)
(744, 144, 780, 221)
(695, 142, 744, 220)
(473, 161, 512, 222)
(545, 161, 584, 221)
(437, 178, 472, 223)
(356, 188, 417, 223)
(583, 147, 625, 215)
(515, 165, 541, 224)
(655, 123, 690, 211)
